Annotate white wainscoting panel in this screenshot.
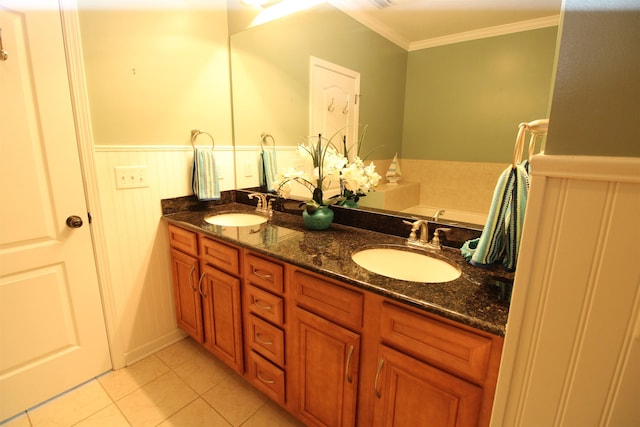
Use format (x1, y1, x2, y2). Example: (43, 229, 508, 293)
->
(235, 146, 320, 198)
(93, 145, 233, 364)
(491, 155, 640, 426)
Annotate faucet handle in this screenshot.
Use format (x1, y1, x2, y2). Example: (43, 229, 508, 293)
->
(403, 219, 419, 240)
(432, 227, 451, 248)
(266, 198, 274, 217)
(248, 192, 264, 209)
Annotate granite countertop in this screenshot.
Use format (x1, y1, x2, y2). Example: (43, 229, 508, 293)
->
(163, 202, 512, 336)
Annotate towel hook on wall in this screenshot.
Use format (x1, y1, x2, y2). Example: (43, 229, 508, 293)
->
(190, 129, 215, 149)
(327, 98, 335, 112)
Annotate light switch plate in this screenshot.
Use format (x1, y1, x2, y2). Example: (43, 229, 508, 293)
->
(115, 166, 148, 189)
(244, 161, 254, 178)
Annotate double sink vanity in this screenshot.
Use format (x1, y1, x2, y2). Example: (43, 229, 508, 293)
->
(162, 190, 512, 427)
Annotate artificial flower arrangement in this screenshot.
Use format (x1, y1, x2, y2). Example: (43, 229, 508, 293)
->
(275, 126, 381, 218)
(335, 125, 382, 206)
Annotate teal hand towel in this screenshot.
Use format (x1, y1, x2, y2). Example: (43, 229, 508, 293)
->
(259, 148, 278, 192)
(192, 148, 220, 201)
(470, 163, 529, 271)
(461, 238, 479, 262)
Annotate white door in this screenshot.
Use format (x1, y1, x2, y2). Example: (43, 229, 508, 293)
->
(309, 56, 360, 155)
(0, 1, 111, 420)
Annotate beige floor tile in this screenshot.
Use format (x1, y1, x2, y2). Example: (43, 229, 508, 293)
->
(98, 354, 170, 400)
(27, 380, 112, 427)
(154, 338, 204, 369)
(202, 374, 267, 426)
(240, 402, 306, 427)
(156, 339, 233, 394)
(73, 404, 130, 427)
(116, 371, 198, 427)
(0, 412, 30, 427)
(157, 399, 231, 427)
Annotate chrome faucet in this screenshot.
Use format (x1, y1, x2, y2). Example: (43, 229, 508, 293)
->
(248, 192, 273, 217)
(403, 219, 451, 251)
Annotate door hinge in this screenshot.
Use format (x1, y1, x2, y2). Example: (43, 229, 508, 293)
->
(88, 212, 92, 224)
(355, 94, 359, 105)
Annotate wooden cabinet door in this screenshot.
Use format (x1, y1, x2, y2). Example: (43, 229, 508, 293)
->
(170, 248, 203, 342)
(293, 307, 360, 427)
(373, 344, 483, 427)
(200, 264, 244, 373)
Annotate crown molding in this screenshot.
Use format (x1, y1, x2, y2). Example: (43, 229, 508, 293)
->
(409, 15, 560, 51)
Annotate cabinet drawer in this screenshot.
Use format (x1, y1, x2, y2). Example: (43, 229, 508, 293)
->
(245, 284, 284, 326)
(292, 270, 363, 330)
(200, 237, 240, 275)
(168, 224, 198, 256)
(244, 253, 284, 294)
(247, 314, 285, 367)
(380, 302, 493, 384)
(247, 351, 285, 405)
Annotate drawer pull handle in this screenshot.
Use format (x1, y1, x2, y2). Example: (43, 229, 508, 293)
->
(188, 266, 197, 292)
(252, 268, 273, 280)
(374, 358, 385, 398)
(346, 345, 354, 384)
(198, 273, 207, 297)
(257, 371, 275, 384)
(255, 333, 273, 346)
(254, 299, 273, 311)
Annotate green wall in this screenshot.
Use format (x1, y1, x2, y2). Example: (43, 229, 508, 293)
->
(402, 27, 558, 163)
(230, 3, 407, 159)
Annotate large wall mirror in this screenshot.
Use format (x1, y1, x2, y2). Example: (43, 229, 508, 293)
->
(229, 1, 560, 226)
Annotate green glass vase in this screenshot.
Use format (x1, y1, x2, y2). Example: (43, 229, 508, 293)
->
(302, 205, 334, 230)
(341, 199, 359, 208)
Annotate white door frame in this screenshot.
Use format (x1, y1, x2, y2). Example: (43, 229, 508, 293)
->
(60, 0, 124, 369)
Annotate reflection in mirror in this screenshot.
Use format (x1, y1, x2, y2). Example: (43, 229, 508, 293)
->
(230, 2, 559, 226)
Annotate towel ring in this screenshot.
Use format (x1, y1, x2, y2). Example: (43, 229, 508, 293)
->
(190, 129, 215, 149)
(260, 132, 276, 150)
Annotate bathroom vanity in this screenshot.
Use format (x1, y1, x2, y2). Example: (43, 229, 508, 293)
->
(164, 199, 511, 427)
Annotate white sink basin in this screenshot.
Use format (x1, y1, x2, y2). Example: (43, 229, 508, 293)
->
(204, 212, 268, 227)
(352, 247, 461, 283)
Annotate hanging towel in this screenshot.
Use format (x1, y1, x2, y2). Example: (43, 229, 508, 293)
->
(469, 162, 529, 271)
(192, 148, 220, 201)
(259, 147, 278, 192)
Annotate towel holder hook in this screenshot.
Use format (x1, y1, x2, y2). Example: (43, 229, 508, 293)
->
(191, 129, 215, 149)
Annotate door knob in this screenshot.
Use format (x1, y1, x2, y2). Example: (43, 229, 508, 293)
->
(66, 215, 84, 228)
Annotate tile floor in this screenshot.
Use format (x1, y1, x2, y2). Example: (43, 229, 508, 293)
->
(2, 338, 305, 427)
